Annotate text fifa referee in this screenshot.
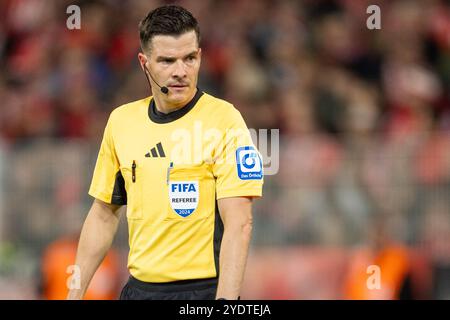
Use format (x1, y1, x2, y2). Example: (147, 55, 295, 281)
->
(67, 5, 263, 300)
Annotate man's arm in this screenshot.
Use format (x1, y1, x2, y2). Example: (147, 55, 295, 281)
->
(67, 199, 123, 299)
(216, 196, 253, 300)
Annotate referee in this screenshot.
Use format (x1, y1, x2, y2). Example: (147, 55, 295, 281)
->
(67, 5, 263, 300)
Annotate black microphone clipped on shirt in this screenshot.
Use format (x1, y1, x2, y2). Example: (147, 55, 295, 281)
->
(144, 65, 169, 94)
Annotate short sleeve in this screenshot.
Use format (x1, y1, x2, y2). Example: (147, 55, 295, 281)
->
(88, 113, 127, 205)
(213, 108, 264, 200)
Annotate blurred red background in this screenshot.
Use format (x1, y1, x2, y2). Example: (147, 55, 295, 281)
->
(0, 0, 449, 299)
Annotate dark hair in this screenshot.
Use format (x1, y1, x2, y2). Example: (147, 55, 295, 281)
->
(139, 5, 200, 52)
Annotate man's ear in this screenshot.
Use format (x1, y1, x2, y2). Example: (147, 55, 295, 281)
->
(198, 48, 202, 64)
(137, 53, 147, 72)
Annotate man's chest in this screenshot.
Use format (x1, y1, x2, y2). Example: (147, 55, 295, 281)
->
(112, 120, 224, 168)
(112, 123, 218, 220)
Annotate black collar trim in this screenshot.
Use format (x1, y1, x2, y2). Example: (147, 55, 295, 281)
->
(148, 89, 203, 124)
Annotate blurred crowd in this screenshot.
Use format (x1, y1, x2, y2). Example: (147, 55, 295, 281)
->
(1, 0, 450, 299)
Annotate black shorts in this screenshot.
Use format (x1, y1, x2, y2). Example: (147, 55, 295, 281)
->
(119, 276, 218, 300)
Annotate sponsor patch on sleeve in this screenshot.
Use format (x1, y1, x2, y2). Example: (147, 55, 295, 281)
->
(236, 146, 263, 180)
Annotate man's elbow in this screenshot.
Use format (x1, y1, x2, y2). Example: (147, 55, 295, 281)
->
(223, 213, 253, 236)
(242, 216, 253, 235)
(219, 197, 254, 236)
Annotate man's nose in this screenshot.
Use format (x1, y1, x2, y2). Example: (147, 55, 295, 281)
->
(172, 60, 187, 78)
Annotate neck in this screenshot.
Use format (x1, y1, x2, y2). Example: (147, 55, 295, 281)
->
(152, 89, 197, 114)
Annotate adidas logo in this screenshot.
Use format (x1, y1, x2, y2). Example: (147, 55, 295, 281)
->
(145, 142, 166, 158)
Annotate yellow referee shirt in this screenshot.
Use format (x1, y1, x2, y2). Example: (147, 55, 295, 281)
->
(89, 89, 263, 282)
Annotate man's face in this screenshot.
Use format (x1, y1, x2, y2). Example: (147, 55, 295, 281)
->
(140, 30, 201, 107)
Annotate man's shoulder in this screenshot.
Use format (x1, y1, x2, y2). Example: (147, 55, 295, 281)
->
(200, 92, 241, 119)
(201, 92, 234, 109)
(110, 96, 151, 120)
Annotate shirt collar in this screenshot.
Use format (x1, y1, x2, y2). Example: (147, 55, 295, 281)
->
(148, 88, 203, 124)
